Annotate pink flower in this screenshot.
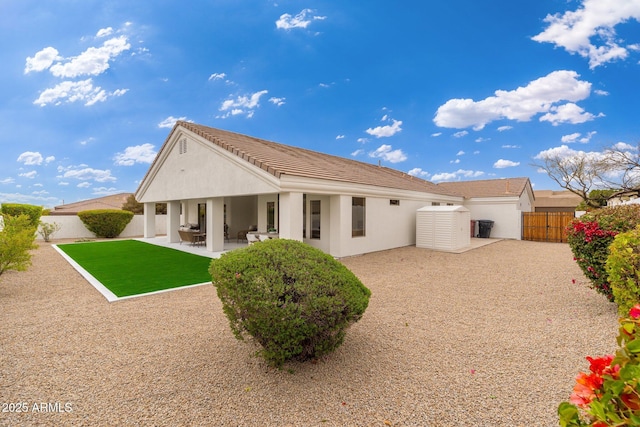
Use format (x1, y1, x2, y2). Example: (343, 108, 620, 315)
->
(630, 305, 640, 319)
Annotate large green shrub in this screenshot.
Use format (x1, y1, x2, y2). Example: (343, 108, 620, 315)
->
(209, 239, 371, 367)
(78, 209, 134, 238)
(0, 215, 38, 277)
(607, 225, 640, 315)
(1, 203, 43, 229)
(567, 205, 640, 302)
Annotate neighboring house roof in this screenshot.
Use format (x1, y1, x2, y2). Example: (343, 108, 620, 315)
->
(533, 190, 582, 209)
(49, 193, 132, 215)
(436, 177, 532, 199)
(163, 122, 456, 196)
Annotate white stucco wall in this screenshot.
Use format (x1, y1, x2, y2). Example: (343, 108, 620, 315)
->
(463, 190, 533, 240)
(37, 215, 167, 241)
(137, 131, 279, 203)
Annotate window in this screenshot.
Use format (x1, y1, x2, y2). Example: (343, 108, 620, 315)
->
(390, 199, 400, 206)
(431, 202, 441, 206)
(310, 200, 321, 239)
(352, 197, 365, 237)
(267, 201, 275, 230)
(303, 194, 307, 238)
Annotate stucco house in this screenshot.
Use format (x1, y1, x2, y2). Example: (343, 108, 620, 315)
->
(136, 122, 465, 258)
(437, 178, 535, 240)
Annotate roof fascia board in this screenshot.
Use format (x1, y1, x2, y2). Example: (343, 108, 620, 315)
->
(280, 175, 463, 202)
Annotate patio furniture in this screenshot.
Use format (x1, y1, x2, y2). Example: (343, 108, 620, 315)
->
(246, 233, 260, 245)
(178, 229, 206, 246)
(257, 232, 279, 241)
(237, 225, 258, 242)
(224, 223, 229, 242)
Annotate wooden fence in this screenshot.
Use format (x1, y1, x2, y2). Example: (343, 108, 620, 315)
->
(522, 212, 575, 243)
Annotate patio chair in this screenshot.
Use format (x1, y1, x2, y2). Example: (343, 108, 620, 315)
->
(178, 229, 206, 246)
(237, 225, 258, 242)
(246, 233, 260, 245)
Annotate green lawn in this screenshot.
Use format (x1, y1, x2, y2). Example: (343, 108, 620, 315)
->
(56, 240, 213, 297)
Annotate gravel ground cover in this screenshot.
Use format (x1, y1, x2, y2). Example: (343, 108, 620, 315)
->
(0, 239, 619, 426)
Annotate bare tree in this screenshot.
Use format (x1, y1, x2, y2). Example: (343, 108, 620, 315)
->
(532, 149, 609, 208)
(533, 142, 640, 207)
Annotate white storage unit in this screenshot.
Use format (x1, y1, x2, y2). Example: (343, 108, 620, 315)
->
(416, 205, 470, 252)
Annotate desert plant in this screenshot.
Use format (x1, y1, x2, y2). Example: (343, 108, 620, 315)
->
(78, 209, 134, 238)
(38, 221, 61, 242)
(0, 214, 38, 277)
(209, 239, 371, 367)
(558, 305, 640, 426)
(568, 205, 640, 301)
(0, 203, 43, 229)
(607, 226, 640, 315)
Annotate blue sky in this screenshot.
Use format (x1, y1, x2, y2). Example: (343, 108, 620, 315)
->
(2, 0, 640, 208)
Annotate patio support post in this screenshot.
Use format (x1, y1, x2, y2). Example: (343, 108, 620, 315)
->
(167, 201, 181, 243)
(143, 203, 156, 238)
(278, 192, 303, 241)
(206, 197, 224, 252)
(329, 195, 347, 257)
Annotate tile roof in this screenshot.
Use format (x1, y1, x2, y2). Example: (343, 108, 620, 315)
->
(436, 177, 531, 199)
(177, 122, 456, 196)
(534, 190, 582, 208)
(50, 193, 133, 215)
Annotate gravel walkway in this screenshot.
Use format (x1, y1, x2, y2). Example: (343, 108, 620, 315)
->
(0, 240, 619, 426)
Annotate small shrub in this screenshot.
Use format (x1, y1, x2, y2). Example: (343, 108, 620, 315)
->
(78, 209, 134, 238)
(558, 305, 640, 426)
(0, 215, 38, 277)
(607, 226, 640, 315)
(0, 203, 43, 229)
(568, 205, 640, 302)
(38, 221, 61, 242)
(209, 239, 371, 367)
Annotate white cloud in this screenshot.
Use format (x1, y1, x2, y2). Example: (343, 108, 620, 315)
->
(218, 90, 268, 118)
(33, 79, 112, 107)
(209, 73, 226, 81)
(539, 102, 600, 126)
(92, 187, 118, 195)
(475, 137, 490, 143)
(24, 47, 61, 73)
(408, 168, 430, 178)
(45, 156, 55, 163)
(0, 178, 15, 185)
(561, 132, 582, 143)
(158, 116, 188, 129)
(357, 137, 369, 144)
(269, 97, 286, 107)
(19, 171, 37, 179)
(31, 190, 49, 196)
(48, 36, 131, 78)
(80, 137, 95, 146)
(431, 132, 442, 137)
(17, 151, 44, 165)
(502, 145, 521, 149)
(532, 0, 640, 68)
(61, 167, 116, 182)
(114, 143, 157, 166)
(77, 182, 92, 188)
(453, 130, 468, 138)
(336, 135, 345, 140)
(365, 119, 403, 138)
(351, 149, 365, 156)
(58, 182, 69, 186)
(594, 89, 609, 96)
(276, 9, 326, 30)
(96, 27, 114, 38)
(493, 159, 520, 168)
(497, 126, 513, 132)
(369, 144, 407, 163)
(450, 159, 460, 164)
(433, 70, 594, 130)
(431, 169, 485, 182)
(456, 150, 465, 156)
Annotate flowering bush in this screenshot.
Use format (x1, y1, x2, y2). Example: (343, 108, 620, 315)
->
(568, 206, 640, 302)
(558, 305, 640, 426)
(607, 226, 640, 315)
